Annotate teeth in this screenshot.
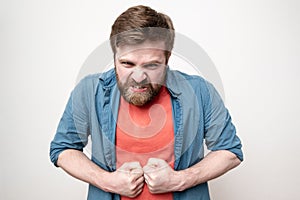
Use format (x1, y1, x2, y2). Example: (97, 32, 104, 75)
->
(133, 86, 143, 89)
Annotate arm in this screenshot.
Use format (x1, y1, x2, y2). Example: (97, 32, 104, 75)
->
(50, 77, 144, 198)
(57, 149, 144, 198)
(177, 150, 241, 191)
(143, 150, 241, 193)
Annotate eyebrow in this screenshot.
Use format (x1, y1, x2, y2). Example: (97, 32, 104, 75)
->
(143, 60, 164, 65)
(118, 58, 164, 65)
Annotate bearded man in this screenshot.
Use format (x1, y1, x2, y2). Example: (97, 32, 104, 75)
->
(50, 5, 243, 200)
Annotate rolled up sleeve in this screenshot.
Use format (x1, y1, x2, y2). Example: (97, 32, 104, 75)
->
(50, 78, 91, 166)
(203, 82, 243, 161)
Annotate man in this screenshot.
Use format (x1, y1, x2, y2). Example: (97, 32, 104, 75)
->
(50, 5, 243, 200)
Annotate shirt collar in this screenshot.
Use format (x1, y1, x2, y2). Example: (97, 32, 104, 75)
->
(165, 67, 182, 98)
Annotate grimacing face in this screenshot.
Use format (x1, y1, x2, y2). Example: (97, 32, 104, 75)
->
(115, 41, 169, 106)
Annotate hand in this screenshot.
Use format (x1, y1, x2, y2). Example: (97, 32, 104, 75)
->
(143, 158, 181, 194)
(108, 162, 144, 198)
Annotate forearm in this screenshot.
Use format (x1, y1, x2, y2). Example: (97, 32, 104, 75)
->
(56, 149, 110, 192)
(177, 150, 241, 191)
(57, 149, 145, 197)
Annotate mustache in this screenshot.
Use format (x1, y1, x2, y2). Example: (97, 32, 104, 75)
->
(127, 78, 151, 87)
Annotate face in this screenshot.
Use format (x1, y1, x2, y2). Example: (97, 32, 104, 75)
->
(115, 41, 169, 106)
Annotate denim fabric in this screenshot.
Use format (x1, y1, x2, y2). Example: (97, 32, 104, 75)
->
(50, 68, 243, 200)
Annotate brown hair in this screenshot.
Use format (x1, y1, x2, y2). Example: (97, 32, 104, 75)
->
(110, 5, 175, 58)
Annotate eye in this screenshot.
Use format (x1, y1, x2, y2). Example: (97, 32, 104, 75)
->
(143, 63, 160, 69)
(120, 61, 134, 68)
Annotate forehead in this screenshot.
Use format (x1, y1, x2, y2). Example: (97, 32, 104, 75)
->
(115, 40, 166, 60)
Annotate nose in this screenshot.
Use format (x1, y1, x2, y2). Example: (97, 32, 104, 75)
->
(131, 67, 147, 83)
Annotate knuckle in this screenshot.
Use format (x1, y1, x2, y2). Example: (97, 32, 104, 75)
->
(147, 181, 153, 187)
(127, 189, 135, 197)
(129, 185, 136, 191)
(148, 188, 155, 194)
(128, 194, 135, 198)
(131, 182, 140, 191)
(129, 176, 135, 184)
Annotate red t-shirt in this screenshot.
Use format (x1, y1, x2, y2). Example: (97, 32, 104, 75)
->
(116, 86, 174, 200)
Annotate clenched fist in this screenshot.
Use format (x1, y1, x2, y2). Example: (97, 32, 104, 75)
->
(108, 162, 144, 198)
(143, 158, 182, 194)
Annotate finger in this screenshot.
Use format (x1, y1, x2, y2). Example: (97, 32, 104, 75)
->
(146, 158, 170, 174)
(147, 158, 167, 166)
(144, 178, 154, 192)
(129, 170, 144, 186)
(133, 186, 144, 197)
(146, 158, 159, 166)
(135, 182, 144, 194)
(143, 173, 151, 184)
(131, 167, 144, 176)
(128, 178, 144, 198)
(135, 175, 145, 186)
(130, 170, 143, 183)
(127, 161, 142, 169)
(143, 163, 157, 174)
(119, 161, 142, 172)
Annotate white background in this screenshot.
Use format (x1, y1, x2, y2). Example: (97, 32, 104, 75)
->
(1, 0, 300, 199)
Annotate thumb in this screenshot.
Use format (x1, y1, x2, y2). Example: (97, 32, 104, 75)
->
(119, 161, 142, 172)
(131, 167, 144, 176)
(143, 163, 155, 174)
(146, 158, 167, 167)
(143, 158, 166, 173)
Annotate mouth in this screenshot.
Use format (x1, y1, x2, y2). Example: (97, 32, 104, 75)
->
(130, 85, 148, 92)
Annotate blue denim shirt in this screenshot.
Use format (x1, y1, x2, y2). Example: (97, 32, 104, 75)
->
(50, 68, 243, 200)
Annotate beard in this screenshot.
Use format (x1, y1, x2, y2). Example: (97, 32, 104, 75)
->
(116, 70, 167, 106)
